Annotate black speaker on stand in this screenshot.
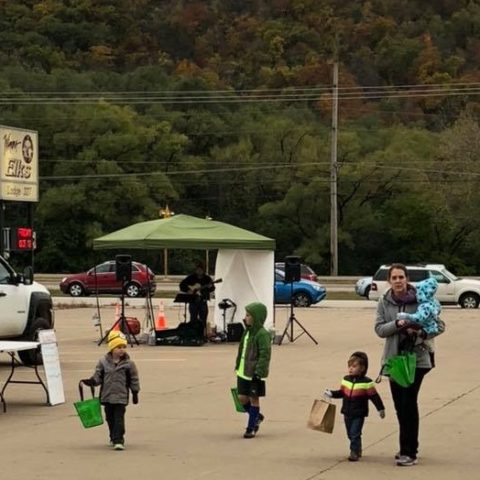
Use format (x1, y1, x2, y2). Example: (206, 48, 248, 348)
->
(98, 254, 138, 347)
(284, 255, 301, 283)
(115, 254, 132, 283)
(279, 255, 318, 345)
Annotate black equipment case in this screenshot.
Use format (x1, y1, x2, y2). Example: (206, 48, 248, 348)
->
(227, 322, 244, 342)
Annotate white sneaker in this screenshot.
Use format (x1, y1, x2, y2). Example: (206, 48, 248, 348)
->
(396, 455, 417, 466)
(113, 444, 125, 451)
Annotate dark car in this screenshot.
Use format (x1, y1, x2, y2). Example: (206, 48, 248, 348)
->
(275, 262, 318, 282)
(274, 270, 326, 307)
(59, 261, 156, 297)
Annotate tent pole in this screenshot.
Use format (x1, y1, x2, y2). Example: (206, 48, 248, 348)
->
(163, 248, 168, 278)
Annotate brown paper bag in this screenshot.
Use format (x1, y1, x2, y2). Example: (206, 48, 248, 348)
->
(307, 398, 336, 433)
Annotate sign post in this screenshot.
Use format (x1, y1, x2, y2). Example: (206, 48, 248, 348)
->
(0, 126, 39, 203)
(38, 330, 65, 406)
(0, 125, 39, 258)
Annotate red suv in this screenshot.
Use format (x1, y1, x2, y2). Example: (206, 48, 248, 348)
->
(59, 261, 156, 297)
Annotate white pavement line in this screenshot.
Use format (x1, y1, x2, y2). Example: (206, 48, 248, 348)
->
(61, 369, 92, 373)
(130, 358, 187, 362)
(61, 358, 187, 363)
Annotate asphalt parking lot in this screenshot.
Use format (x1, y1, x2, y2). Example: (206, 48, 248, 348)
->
(0, 300, 478, 480)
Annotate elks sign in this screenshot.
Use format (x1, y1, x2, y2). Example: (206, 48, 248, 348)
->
(0, 125, 39, 202)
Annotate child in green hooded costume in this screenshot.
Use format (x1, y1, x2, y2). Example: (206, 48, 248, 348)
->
(235, 302, 272, 438)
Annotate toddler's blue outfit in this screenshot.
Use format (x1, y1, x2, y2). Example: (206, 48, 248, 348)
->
(398, 277, 440, 335)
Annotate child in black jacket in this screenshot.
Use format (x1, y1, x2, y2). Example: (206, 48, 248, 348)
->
(325, 351, 385, 461)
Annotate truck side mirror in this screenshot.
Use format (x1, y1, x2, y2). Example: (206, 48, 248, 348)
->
(23, 266, 34, 285)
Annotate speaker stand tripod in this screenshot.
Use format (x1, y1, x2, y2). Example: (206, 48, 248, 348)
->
(98, 282, 139, 347)
(278, 283, 318, 345)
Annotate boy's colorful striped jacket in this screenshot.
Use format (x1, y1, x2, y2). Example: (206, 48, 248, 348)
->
(330, 375, 385, 417)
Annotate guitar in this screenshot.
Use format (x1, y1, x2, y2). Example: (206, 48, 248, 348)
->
(188, 278, 223, 296)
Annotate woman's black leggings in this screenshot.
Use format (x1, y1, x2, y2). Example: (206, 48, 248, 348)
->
(389, 368, 430, 459)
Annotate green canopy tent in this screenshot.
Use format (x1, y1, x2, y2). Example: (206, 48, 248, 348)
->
(93, 214, 275, 331)
(93, 214, 275, 250)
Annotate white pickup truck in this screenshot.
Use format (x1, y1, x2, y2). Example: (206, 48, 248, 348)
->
(369, 263, 480, 308)
(0, 255, 54, 363)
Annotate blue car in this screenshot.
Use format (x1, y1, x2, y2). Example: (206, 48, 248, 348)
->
(274, 270, 326, 307)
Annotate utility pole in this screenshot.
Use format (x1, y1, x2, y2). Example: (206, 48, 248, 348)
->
(330, 60, 339, 276)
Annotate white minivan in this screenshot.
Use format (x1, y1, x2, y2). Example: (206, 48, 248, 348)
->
(369, 263, 480, 308)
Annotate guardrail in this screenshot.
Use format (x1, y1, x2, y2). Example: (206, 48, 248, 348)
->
(36, 274, 364, 284)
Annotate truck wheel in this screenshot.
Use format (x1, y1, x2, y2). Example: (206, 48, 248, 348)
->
(19, 317, 51, 365)
(459, 293, 480, 309)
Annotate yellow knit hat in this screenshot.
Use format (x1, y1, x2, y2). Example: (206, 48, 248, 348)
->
(107, 331, 127, 352)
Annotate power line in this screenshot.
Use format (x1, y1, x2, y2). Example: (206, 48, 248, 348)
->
(1, 85, 480, 105)
(0, 103, 462, 120)
(37, 157, 469, 165)
(2, 81, 480, 96)
(38, 160, 480, 181)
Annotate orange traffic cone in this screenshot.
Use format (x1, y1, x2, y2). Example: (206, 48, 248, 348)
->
(155, 301, 167, 330)
(111, 302, 121, 331)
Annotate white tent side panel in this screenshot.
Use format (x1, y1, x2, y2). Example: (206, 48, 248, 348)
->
(213, 249, 274, 332)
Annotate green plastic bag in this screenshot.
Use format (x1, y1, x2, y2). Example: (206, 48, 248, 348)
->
(384, 353, 416, 387)
(230, 387, 246, 413)
(74, 382, 104, 428)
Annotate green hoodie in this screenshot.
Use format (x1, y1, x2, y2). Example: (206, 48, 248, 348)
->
(235, 302, 272, 379)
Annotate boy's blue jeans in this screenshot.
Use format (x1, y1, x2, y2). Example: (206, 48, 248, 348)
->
(344, 416, 365, 453)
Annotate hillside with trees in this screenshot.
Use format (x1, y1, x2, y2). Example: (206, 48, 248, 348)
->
(1, 0, 480, 274)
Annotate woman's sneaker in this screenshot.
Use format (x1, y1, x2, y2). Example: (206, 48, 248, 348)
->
(243, 429, 255, 439)
(396, 455, 417, 466)
(113, 444, 125, 451)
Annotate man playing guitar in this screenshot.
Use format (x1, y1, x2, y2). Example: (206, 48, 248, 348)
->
(179, 262, 217, 334)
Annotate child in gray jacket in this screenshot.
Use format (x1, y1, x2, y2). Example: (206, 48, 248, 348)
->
(82, 331, 140, 450)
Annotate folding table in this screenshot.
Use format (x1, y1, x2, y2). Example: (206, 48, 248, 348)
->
(0, 341, 49, 412)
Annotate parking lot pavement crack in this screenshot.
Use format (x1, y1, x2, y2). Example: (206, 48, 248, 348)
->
(422, 382, 480, 418)
(301, 383, 480, 480)
(302, 458, 347, 480)
(155, 379, 219, 396)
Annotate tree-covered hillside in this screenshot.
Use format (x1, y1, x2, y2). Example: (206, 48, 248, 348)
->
(1, 0, 479, 274)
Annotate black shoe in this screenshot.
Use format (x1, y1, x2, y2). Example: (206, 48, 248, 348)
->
(348, 451, 360, 462)
(243, 429, 255, 439)
(254, 413, 265, 433)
